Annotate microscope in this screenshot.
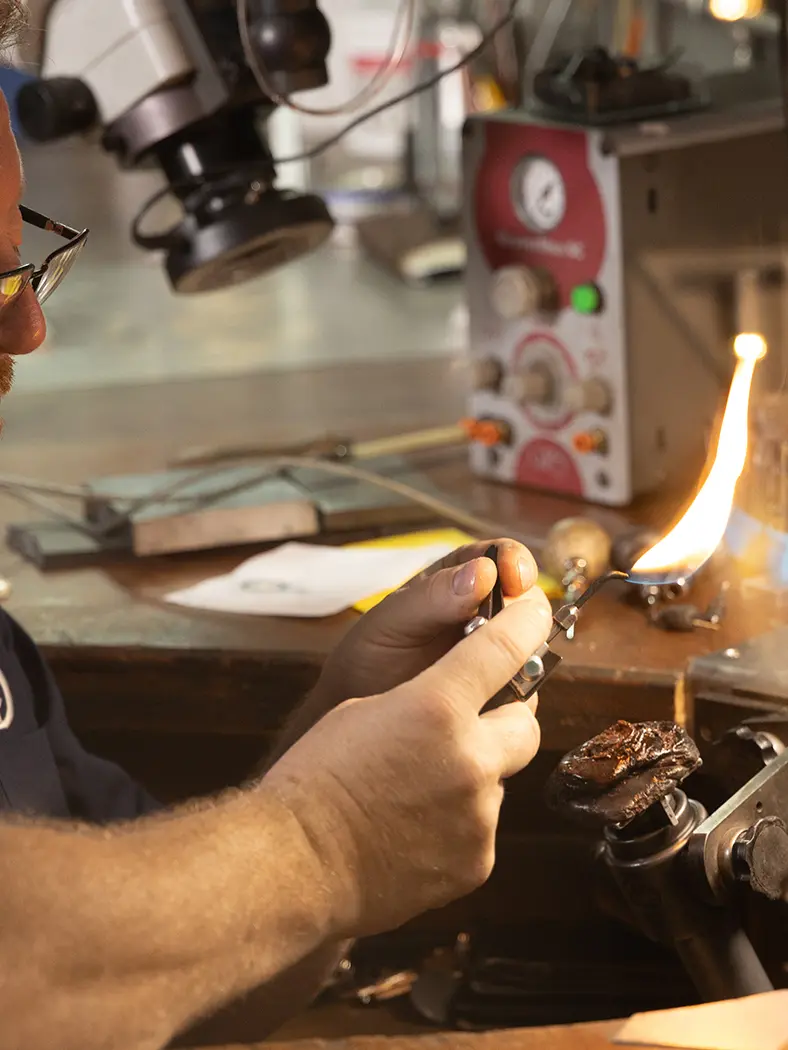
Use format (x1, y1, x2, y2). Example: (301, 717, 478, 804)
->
(14, 0, 335, 293)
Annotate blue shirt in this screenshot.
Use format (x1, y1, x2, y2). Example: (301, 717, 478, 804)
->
(0, 609, 159, 821)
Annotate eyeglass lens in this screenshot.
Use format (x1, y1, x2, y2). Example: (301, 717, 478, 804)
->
(0, 271, 30, 310)
(33, 238, 87, 304)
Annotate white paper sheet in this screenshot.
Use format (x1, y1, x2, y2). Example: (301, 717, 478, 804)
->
(165, 540, 457, 618)
(614, 990, 788, 1050)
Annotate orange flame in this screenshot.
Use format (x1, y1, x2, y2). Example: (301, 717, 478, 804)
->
(629, 334, 767, 584)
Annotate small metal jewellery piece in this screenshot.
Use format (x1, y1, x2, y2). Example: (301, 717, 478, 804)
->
(464, 543, 627, 703)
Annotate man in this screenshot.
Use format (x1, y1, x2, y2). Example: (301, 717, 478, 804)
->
(0, 3, 552, 1048)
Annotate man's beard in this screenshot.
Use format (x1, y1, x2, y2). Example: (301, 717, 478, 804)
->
(0, 354, 13, 398)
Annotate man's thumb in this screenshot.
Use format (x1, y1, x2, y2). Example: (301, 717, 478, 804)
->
(368, 557, 498, 643)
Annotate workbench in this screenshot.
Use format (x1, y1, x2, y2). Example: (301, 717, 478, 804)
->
(1, 355, 784, 1044)
(218, 1021, 640, 1050)
(0, 356, 776, 763)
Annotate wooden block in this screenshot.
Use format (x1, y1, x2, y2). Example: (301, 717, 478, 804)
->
(86, 467, 320, 557)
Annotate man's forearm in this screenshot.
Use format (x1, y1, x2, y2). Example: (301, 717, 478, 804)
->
(179, 679, 349, 1044)
(0, 789, 332, 1050)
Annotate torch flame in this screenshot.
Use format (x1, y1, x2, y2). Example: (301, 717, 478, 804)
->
(629, 333, 767, 585)
(708, 0, 763, 21)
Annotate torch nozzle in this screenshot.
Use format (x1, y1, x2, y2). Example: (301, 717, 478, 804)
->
(573, 570, 629, 610)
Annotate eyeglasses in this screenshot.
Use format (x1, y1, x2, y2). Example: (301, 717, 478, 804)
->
(0, 206, 89, 311)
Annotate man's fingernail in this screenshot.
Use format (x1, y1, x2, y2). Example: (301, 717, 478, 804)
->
(518, 556, 535, 590)
(452, 562, 477, 595)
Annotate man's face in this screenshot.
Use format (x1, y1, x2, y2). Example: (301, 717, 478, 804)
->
(0, 92, 47, 400)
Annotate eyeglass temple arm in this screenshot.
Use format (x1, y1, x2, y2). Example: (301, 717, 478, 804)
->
(20, 205, 81, 241)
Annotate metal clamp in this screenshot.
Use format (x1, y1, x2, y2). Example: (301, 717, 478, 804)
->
(464, 544, 627, 702)
(515, 573, 627, 698)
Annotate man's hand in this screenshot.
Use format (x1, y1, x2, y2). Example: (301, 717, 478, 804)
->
(313, 538, 539, 712)
(264, 585, 552, 939)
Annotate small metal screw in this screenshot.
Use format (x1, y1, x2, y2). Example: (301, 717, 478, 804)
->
(724, 648, 740, 660)
(522, 654, 545, 681)
(464, 615, 488, 637)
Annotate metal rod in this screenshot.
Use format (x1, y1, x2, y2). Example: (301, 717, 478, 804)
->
(675, 925, 773, 1001)
(352, 425, 468, 459)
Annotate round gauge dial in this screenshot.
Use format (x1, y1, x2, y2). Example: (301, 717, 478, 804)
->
(514, 156, 566, 233)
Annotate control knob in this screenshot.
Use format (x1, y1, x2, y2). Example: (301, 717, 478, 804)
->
(491, 266, 556, 319)
(732, 817, 788, 901)
(502, 364, 555, 406)
(565, 377, 613, 416)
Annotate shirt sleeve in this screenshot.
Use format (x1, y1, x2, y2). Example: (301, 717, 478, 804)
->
(6, 614, 163, 823)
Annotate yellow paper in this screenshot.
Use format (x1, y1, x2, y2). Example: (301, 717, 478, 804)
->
(347, 530, 559, 612)
(348, 528, 475, 555)
(348, 529, 475, 613)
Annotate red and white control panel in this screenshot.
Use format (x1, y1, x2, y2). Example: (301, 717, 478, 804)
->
(462, 113, 630, 505)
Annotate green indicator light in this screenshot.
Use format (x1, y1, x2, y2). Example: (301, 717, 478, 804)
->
(571, 283, 602, 315)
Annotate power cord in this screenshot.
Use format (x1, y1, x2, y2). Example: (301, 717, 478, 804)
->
(272, 0, 520, 164)
(110, 454, 542, 549)
(0, 457, 542, 553)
